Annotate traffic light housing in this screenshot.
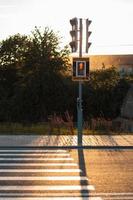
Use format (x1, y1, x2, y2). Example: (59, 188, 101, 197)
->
(86, 19, 92, 53)
(69, 18, 78, 53)
(72, 58, 90, 81)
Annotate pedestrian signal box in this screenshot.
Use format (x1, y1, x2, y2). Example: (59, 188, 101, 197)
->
(72, 58, 90, 81)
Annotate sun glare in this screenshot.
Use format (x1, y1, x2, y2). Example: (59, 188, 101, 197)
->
(0, 0, 133, 54)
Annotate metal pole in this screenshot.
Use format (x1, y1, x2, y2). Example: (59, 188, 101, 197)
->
(77, 18, 83, 146)
(79, 19, 82, 58)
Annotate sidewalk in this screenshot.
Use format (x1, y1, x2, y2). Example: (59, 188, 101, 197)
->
(0, 135, 132, 147)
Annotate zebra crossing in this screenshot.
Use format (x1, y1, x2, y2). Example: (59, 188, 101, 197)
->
(0, 148, 132, 200)
(0, 148, 100, 200)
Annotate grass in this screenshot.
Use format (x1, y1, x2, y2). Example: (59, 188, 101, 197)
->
(0, 122, 132, 135)
(0, 122, 74, 135)
(0, 122, 47, 135)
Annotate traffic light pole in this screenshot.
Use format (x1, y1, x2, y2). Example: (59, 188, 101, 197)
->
(77, 18, 83, 146)
(69, 17, 91, 146)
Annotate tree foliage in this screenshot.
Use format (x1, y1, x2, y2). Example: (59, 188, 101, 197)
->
(83, 68, 129, 119)
(0, 27, 71, 122)
(0, 27, 130, 122)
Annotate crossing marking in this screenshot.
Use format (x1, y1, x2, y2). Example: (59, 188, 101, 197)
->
(0, 163, 77, 166)
(0, 147, 95, 200)
(0, 176, 88, 181)
(0, 153, 70, 156)
(0, 185, 95, 191)
(0, 150, 67, 153)
(0, 157, 73, 161)
(0, 169, 81, 172)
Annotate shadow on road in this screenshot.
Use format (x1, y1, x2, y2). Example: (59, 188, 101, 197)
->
(78, 148, 90, 199)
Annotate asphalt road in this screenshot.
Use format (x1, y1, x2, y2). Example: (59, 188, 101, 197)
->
(0, 147, 132, 199)
(70, 149, 133, 199)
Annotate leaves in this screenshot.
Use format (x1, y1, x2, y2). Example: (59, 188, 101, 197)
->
(0, 27, 130, 122)
(0, 27, 70, 122)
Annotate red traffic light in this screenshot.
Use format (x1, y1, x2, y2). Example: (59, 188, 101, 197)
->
(77, 61, 86, 77)
(78, 62, 84, 70)
(78, 62, 85, 76)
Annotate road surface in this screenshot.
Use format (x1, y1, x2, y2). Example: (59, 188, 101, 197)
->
(70, 149, 133, 199)
(0, 147, 132, 199)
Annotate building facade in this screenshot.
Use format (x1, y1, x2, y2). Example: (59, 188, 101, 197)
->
(89, 54, 133, 75)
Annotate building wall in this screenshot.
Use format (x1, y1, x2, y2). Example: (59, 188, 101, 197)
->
(89, 54, 133, 74)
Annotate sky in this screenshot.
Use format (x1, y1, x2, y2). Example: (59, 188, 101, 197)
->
(0, 0, 133, 55)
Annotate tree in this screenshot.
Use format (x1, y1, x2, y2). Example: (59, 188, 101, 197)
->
(21, 27, 70, 121)
(0, 27, 71, 122)
(83, 68, 129, 119)
(0, 34, 30, 68)
(0, 34, 31, 121)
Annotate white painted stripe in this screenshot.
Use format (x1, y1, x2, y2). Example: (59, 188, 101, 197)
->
(0, 197, 102, 200)
(0, 176, 88, 181)
(0, 150, 67, 153)
(0, 169, 81, 172)
(0, 153, 70, 156)
(0, 185, 95, 191)
(0, 157, 73, 161)
(0, 163, 77, 166)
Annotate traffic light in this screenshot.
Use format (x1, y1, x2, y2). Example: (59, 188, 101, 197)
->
(69, 18, 78, 53)
(76, 61, 86, 77)
(86, 18, 92, 53)
(72, 58, 90, 81)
